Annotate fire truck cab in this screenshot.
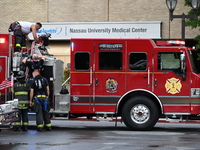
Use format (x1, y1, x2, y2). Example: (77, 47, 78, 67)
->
(69, 38, 200, 130)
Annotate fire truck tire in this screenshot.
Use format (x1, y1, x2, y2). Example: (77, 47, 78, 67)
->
(122, 96, 159, 131)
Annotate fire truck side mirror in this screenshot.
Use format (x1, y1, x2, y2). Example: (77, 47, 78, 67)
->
(180, 53, 186, 81)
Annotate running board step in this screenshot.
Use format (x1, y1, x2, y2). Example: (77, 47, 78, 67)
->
(52, 111, 69, 119)
(95, 112, 115, 122)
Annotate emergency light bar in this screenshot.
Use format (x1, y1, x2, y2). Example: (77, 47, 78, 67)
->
(156, 40, 185, 46)
(0, 38, 5, 44)
(168, 40, 185, 45)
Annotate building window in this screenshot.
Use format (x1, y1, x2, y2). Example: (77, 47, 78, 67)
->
(75, 52, 90, 70)
(99, 52, 122, 70)
(129, 53, 147, 71)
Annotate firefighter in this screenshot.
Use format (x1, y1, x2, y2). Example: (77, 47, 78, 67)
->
(22, 54, 46, 78)
(8, 21, 42, 52)
(13, 70, 30, 131)
(30, 70, 51, 131)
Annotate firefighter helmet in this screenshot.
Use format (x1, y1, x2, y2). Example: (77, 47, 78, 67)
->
(17, 70, 25, 79)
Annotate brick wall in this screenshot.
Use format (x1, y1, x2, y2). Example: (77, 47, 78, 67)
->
(0, 0, 198, 39)
(0, 0, 47, 34)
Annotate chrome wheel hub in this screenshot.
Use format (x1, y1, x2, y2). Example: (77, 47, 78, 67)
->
(130, 104, 150, 124)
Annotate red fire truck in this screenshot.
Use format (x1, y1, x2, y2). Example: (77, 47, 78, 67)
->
(1, 33, 200, 130)
(69, 38, 200, 130)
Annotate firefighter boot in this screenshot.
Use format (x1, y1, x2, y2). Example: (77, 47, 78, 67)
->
(22, 126, 28, 131)
(46, 126, 51, 131)
(45, 123, 52, 131)
(37, 127, 43, 132)
(37, 124, 44, 132)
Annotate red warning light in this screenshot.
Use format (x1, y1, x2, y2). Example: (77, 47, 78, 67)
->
(0, 38, 5, 43)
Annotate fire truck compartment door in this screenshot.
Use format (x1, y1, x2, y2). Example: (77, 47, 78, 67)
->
(93, 41, 126, 112)
(153, 49, 191, 113)
(70, 51, 93, 113)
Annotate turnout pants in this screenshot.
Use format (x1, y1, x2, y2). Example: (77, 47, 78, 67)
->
(13, 22, 26, 50)
(34, 96, 51, 128)
(14, 109, 29, 127)
(14, 29, 26, 48)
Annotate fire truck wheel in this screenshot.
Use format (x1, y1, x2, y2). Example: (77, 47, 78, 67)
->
(122, 96, 159, 131)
